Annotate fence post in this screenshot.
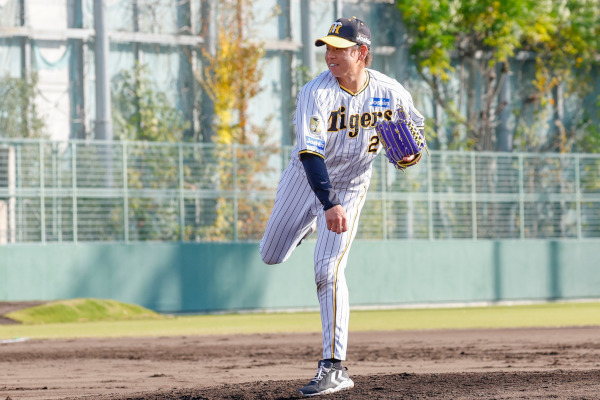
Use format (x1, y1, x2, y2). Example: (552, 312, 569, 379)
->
(233, 144, 238, 242)
(122, 141, 129, 243)
(16, 144, 23, 242)
(518, 153, 525, 239)
(72, 142, 78, 243)
(575, 154, 582, 239)
(427, 152, 434, 240)
(381, 153, 387, 240)
(7, 145, 16, 243)
(178, 142, 185, 242)
(39, 140, 46, 243)
(471, 152, 477, 240)
(52, 141, 59, 241)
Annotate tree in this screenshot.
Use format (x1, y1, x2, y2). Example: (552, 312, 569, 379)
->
(526, 0, 600, 153)
(193, 0, 279, 241)
(0, 72, 46, 138)
(112, 63, 190, 142)
(111, 63, 191, 241)
(198, 0, 271, 145)
(396, 0, 600, 239)
(396, 0, 600, 152)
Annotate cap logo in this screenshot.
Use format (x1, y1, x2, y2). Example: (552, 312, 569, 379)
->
(356, 34, 371, 46)
(329, 22, 343, 34)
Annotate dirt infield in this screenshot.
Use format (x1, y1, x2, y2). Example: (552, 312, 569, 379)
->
(1, 325, 600, 400)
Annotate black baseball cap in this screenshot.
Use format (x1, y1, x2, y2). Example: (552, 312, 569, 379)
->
(315, 16, 371, 50)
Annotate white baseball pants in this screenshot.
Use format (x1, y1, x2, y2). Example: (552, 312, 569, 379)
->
(260, 162, 368, 360)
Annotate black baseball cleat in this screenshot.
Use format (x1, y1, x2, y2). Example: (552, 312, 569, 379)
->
(298, 360, 354, 397)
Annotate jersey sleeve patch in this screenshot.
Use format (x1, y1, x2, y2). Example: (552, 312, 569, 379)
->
(310, 116, 323, 135)
(300, 114, 326, 155)
(305, 135, 325, 152)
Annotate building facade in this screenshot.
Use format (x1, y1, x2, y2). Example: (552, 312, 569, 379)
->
(0, 0, 411, 145)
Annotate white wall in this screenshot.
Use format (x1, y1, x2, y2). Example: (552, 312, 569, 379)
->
(28, 1, 71, 141)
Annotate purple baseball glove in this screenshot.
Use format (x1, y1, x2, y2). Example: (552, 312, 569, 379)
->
(375, 106, 427, 170)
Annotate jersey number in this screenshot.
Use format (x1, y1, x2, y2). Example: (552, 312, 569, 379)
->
(368, 135, 380, 153)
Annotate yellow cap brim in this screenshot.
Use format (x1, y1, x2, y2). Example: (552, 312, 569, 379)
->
(314, 36, 356, 48)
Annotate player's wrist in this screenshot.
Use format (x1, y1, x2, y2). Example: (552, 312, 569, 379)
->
(323, 198, 341, 211)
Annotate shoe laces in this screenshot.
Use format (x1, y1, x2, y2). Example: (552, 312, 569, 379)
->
(311, 364, 330, 382)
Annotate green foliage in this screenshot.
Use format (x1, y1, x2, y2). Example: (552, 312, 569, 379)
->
(531, 0, 600, 82)
(110, 65, 191, 240)
(527, 1, 600, 153)
(398, 0, 545, 81)
(577, 95, 600, 153)
(398, 0, 456, 81)
(396, 0, 600, 152)
(199, 0, 266, 145)
(112, 63, 190, 142)
(194, 0, 278, 241)
(398, 0, 551, 150)
(0, 72, 47, 138)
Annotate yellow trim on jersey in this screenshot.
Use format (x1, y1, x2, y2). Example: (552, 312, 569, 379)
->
(331, 185, 368, 359)
(338, 71, 370, 96)
(298, 150, 325, 159)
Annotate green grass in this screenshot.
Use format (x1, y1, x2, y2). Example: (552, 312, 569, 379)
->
(351, 302, 600, 331)
(1, 300, 599, 341)
(4, 298, 164, 324)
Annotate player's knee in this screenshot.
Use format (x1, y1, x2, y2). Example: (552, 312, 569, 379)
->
(314, 270, 332, 288)
(259, 237, 288, 265)
(260, 249, 284, 265)
(261, 255, 280, 265)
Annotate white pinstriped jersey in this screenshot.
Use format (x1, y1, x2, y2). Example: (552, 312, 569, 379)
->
(291, 68, 424, 187)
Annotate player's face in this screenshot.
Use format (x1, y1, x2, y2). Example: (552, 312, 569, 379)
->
(325, 44, 362, 79)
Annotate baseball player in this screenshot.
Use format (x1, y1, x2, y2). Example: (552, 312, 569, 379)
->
(260, 16, 424, 397)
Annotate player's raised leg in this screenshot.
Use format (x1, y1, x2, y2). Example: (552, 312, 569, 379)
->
(260, 164, 319, 265)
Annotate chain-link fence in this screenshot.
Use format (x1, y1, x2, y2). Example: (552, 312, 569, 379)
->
(1, 139, 599, 243)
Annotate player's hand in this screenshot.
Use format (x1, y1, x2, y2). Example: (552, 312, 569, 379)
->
(325, 205, 348, 234)
(403, 154, 416, 163)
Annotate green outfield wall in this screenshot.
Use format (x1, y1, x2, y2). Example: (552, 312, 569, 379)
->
(1, 241, 598, 313)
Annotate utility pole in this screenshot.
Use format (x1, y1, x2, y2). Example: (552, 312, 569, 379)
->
(301, 0, 314, 75)
(94, 0, 113, 142)
(335, 0, 342, 19)
(200, 0, 217, 142)
(94, 0, 113, 189)
(19, 0, 31, 77)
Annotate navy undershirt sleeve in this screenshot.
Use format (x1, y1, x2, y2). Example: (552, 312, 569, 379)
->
(300, 153, 340, 211)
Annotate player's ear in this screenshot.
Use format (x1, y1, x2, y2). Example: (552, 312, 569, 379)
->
(358, 45, 368, 61)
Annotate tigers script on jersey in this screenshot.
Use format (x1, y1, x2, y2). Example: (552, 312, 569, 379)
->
(292, 68, 425, 187)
